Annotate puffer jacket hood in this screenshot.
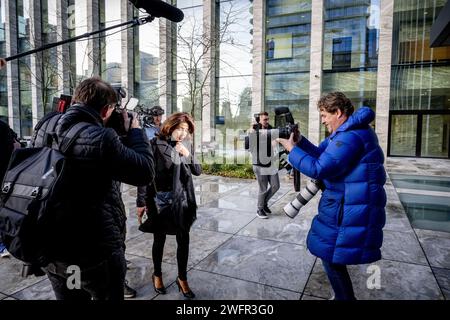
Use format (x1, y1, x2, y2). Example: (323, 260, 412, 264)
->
(288, 106, 386, 265)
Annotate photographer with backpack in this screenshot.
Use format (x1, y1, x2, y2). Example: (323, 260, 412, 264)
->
(12, 77, 154, 300)
(0, 120, 21, 258)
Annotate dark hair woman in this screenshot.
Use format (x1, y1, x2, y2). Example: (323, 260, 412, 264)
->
(136, 112, 201, 299)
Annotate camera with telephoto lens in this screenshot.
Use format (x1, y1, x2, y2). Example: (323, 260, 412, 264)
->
(106, 85, 136, 137)
(247, 107, 301, 191)
(134, 105, 164, 127)
(252, 107, 299, 140)
(283, 179, 324, 218)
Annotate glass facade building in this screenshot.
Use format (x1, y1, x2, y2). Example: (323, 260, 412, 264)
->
(389, 0, 450, 158)
(0, 0, 449, 159)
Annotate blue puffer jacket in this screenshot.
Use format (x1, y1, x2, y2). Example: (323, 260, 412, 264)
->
(288, 107, 386, 265)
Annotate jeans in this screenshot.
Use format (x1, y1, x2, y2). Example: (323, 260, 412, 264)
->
(0, 242, 6, 253)
(44, 248, 127, 300)
(253, 166, 280, 210)
(321, 259, 356, 300)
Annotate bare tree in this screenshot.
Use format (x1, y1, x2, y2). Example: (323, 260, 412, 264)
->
(172, 1, 251, 120)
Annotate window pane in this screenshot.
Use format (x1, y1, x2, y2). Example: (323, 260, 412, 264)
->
(390, 65, 450, 111)
(218, 0, 252, 77)
(392, 0, 450, 65)
(0, 0, 7, 122)
(176, 5, 203, 115)
(177, 0, 202, 9)
(322, 70, 377, 109)
(266, 0, 312, 74)
(134, 9, 159, 107)
(391, 0, 450, 112)
(72, 0, 90, 83)
(101, 0, 122, 86)
(42, 0, 59, 114)
(17, 0, 32, 136)
(421, 114, 450, 158)
(323, 0, 380, 70)
(390, 114, 417, 156)
(265, 0, 311, 137)
(265, 72, 309, 134)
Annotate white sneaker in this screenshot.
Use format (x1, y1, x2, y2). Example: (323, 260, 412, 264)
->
(0, 249, 11, 258)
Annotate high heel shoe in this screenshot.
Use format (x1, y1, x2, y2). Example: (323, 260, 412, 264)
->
(152, 274, 167, 294)
(176, 278, 195, 299)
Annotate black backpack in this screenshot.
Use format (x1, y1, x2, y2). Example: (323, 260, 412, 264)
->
(0, 119, 90, 266)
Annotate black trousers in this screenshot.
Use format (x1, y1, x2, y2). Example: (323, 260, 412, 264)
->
(152, 231, 190, 280)
(44, 248, 126, 300)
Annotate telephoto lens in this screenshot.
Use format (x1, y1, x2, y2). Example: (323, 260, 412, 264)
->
(283, 179, 322, 218)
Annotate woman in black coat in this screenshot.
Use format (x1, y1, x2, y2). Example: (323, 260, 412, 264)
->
(137, 112, 201, 299)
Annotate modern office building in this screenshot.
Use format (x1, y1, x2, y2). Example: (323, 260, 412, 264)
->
(0, 0, 449, 158)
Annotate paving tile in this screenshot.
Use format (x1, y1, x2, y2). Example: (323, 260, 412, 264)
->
(124, 254, 179, 300)
(381, 230, 428, 265)
(196, 236, 316, 292)
(155, 269, 301, 300)
(204, 195, 258, 212)
(383, 201, 415, 233)
(237, 210, 312, 246)
(431, 267, 450, 300)
(11, 278, 55, 300)
(126, 233, 154, 259)
(301, 294, 325, 300)
(304, 259, 443, 300)
(0, 257, 46, 295)
(126, 229, 232, 268)
(193, 207, 256, 234)
(415, 230, 450, 269)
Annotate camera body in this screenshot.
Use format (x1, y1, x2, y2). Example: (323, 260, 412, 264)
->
(274, 107, 299, 140)
(106, 85, 134, 137)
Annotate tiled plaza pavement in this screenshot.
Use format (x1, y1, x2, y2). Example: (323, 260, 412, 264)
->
(1, 158, 449, 300)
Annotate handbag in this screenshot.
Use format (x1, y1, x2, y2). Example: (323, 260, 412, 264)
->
(138, 183, 172, 233)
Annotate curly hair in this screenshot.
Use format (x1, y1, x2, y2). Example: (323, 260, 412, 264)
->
(318, 92, 354, 117)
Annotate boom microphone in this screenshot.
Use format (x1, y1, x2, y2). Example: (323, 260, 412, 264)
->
(129, 0, 184, 23)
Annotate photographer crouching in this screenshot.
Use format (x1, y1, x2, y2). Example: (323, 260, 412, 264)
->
(277, 92, 386, 300)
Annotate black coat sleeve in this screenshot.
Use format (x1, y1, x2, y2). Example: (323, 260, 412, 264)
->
(136, 185, 147, 207)
(103, 127, 155, 186)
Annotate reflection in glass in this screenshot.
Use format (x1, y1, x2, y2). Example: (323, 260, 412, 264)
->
(0, 0, 7, 122)
(390, 114, 417, 156)
(392, 0, 449, 66)
(100, 0, 121, 86)
(134, 9, 159, 107)
(322, 70, 377, 110)
(265, 72, 309, 135)
(175, 5, 203, 116)
(266, 0, 311, 74)
(177, 0, 203, 9)
(214, 0, 253, 158)
(41, 0, 59, 114)
(391, 0, 450, 112)
(72, 0, 90, 84)
(265, 0, 311, 139)
(323, 0, 380, 70)
(390, 66, 450, 111)
(421, 115, 450, 158)
(17, 0, 32, 136)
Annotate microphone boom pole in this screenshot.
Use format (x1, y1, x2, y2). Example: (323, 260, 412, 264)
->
(4, 15, 154, 63)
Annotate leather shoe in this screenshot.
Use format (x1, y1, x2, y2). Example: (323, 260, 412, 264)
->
(176, 278, 195, 299)
(152, 274, 167, 294)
